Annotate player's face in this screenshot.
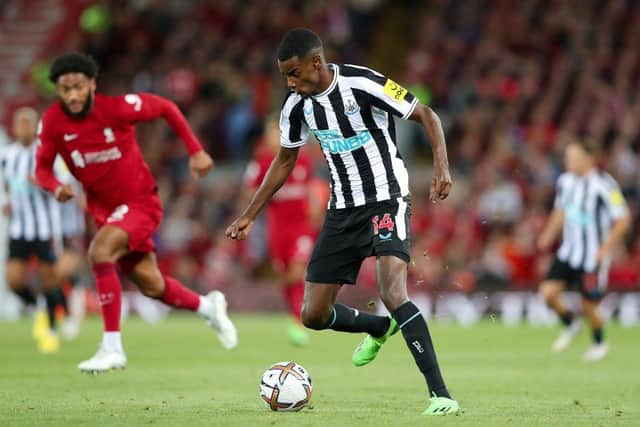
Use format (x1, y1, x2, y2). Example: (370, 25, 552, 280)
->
(12, 114, 37, 144)
(565, 143, 591, 174)
(55, 73, 96, 118)
(278, 54, 322, 98)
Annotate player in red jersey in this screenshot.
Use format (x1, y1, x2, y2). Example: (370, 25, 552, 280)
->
(35, 53, 237, 372)
(243, 116, 317, 346)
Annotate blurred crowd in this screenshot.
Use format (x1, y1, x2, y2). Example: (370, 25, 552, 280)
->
(2, 0, 639, 298)
(401, 0, 640, 294)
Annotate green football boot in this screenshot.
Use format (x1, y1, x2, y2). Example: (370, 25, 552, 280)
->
(351, 317, 398, 367)
(423, 395, 460, 416)
(288, 323, 310, 347)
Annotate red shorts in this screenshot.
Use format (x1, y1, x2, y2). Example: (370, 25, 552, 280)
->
(268, 230, 315, 273)
(91, 195, 163, 273)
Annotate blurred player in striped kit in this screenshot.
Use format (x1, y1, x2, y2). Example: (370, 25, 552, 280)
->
(1, 107, 65, 353)
(538, 138, 631, 361)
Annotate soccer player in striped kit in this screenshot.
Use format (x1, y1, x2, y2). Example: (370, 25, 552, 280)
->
(2, 107, 65, 353)
(538, 138, 630, 361)
(227, 28, 459, 415)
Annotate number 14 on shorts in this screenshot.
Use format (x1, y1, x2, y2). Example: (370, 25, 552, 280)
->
(372, 213, 394, 239)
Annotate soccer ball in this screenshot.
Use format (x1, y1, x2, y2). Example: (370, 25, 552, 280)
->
(259, 361, 312, 412)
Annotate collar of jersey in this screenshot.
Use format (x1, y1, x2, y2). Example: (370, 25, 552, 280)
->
(313, 64, 338, 98)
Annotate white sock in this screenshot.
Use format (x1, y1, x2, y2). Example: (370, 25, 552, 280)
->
(197, 295, 214, 318)
(102, 331, 124, 354)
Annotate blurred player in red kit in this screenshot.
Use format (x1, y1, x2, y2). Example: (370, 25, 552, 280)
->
(243, 116, 318, 346)
(35, 53, 237, 372)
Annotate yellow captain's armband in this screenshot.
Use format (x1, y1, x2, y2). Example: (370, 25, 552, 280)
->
(383, 79, 408, 102)
(609, 189, 625, 206)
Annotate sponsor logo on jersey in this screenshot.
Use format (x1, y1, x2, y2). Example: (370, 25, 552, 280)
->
(566, 205, 594, 226)
(71, 147, 123, 168)
(313, 129, 372, 154)
(63, 133, 78, 141)
(84, 147, 122, 164)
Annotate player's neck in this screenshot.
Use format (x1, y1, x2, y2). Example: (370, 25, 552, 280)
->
(18, 138, 34, 147)
(578, 165, 595, 176)
(315, 64, 334, 95)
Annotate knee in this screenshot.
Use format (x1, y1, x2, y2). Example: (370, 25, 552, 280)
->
(300, 305, 332, 330)
(139, 284, 164, 299)
(135, 273, 165, 299)
(88, 242, 117, 265)
(539, 283, 559, 301)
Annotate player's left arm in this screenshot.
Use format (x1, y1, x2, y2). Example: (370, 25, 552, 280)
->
(354, 69, 451, 201)
(117, 93, 213, 178)
(408, 104, 452, 202)
(596, 181, 631, 262)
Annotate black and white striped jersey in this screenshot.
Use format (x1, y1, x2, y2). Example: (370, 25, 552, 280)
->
(1, 141, 62, 241)
(280, 63, 419, 209)
(554, 170, 628, 272)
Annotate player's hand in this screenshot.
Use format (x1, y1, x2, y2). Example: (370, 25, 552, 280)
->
(225, 215, 254, 240)
(430, 164, 452, 202)
(54, 184, 75, 202)
(2, 203, 10, 216)
(189, 150, 214, 178)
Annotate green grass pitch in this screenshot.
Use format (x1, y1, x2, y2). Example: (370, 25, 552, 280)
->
(1, 314, 638, 426)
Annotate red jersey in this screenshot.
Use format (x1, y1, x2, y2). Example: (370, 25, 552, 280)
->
(244, 150, 313, 234)
(35, 93, 202, 214)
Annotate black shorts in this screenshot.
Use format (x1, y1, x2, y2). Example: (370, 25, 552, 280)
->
(8, 238, 57, 264)
(545, 257, 608, 301)
(306, 196, 411, 285)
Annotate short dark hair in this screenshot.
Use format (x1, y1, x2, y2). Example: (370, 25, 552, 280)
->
(277, 28, 322, 61)
(49, 52, 99, 83)
(572, 136, 600, 156)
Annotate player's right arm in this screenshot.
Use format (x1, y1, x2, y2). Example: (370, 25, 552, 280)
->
(537, 175, 567, 251)
(226, 93, 307, 240)
(34, 115, 75, 202)
(226, 146, 300, 240)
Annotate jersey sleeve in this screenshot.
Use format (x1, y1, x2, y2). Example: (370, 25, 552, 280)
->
(598, 174, 628, 220)
(113, 93, 203, 155)
(553, 174, 569, 210)
(342, 64, 419, 119)
(279, 93, 309, 148)
(34, 114, 62, 194)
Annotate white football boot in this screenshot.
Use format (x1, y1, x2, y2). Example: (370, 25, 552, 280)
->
(552, 319, 582, 352)
(582, 342, 609, 362)
(78, 347, 127, 373)
(203, 291, 238, 350)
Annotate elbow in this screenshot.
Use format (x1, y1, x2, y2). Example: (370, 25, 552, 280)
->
(620, 215, 632, 233)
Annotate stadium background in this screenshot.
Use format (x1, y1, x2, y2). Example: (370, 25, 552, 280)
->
(0, 0, 638, 326)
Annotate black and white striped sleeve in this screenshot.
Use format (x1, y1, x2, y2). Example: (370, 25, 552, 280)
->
(597, 173, 628, 219)
(341, 64, 419, 119)
(553, 173, 570, 209)
(279, 92, 308, 148)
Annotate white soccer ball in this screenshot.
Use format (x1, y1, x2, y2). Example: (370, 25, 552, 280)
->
(259, 361, 312, 412)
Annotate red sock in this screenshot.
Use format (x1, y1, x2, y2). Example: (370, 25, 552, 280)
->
(161, 276, 200, 311)
(283, 282, 305, 320)
(92, 262, 122, 332)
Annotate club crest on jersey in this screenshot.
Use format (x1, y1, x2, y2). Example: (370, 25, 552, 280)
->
(344, 98, 360, 115)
